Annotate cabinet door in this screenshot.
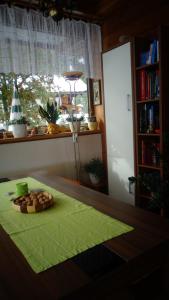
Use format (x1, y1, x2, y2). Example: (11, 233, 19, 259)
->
(103, 42, 134, 204)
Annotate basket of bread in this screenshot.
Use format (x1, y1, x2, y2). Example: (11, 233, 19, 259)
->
(12, 191, 54, 213)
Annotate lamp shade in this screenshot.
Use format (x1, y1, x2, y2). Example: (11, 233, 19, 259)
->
(63, 71, 83, 81)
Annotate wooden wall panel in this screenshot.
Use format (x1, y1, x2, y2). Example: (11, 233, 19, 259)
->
(102, 2, 169, 52)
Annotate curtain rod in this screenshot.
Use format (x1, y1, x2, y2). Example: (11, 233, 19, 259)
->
(0, 1, 102, 24)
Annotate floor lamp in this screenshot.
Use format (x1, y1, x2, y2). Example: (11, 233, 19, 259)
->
(63, 71, 83, 182)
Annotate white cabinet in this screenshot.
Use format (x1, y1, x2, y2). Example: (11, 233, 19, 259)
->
(103, 42, 135, 205)
(0, 134, 102, 179)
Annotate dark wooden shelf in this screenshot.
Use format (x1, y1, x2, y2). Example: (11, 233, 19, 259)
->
(136, 98, 160, 103)
(133, 27, 169, 211)
(138, 164, 161, 170)
(137, 133, 160, 137)
(139, 194, 152, 200)
(132, 28, 169, 211)
(136, 62, 159, 70)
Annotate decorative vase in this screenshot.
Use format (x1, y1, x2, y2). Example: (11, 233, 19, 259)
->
(69, 121, 81, 132)
(12, 124, 27, 138)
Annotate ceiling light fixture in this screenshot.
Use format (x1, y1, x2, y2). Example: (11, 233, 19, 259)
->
(39, 0, 75, 22)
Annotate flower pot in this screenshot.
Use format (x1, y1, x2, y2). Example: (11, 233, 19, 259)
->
(12, 124, 27, 138)
(69, 121, 80, 132)
(89, 173, 100, 185)
(88, 121, 97, 131)
(47, 123, 60, 134)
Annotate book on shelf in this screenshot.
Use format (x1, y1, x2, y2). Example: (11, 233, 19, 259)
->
(154, 103, 160, 130)
(155, 70, 160, 98)
(146, 42, 153, 64)
(145, 39, 158, 65)
(138, 69, 160, 100)
(139, 103, 159, 134)
(152, 142, 160, 166)
(141, 141, 160, 166)
(157, 40, 159, 62)
(141, 140, 146, 164)
(138, 70, 146, 100)
(141, 141, 152, 165)
(139, 103, 147, 133)
(140, 51, 149, 65)
(148, 105, 154, 133)
(151, 40, 157, 64)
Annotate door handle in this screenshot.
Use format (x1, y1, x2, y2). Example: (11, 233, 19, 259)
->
(127, 94, 131, 111)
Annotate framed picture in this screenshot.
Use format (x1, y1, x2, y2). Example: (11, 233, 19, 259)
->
(92, 79, 102, 105)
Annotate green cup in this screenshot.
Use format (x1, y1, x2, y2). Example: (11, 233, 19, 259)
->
(16, 182, 28, 196)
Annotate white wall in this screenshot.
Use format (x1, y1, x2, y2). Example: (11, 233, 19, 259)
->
(0, 134, 102, 179)
(103, 43, 135, 205)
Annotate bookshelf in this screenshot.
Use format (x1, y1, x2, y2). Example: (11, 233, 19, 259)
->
(132, 26, 169, 210)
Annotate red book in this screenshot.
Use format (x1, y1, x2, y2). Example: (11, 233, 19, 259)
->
(139, 70, 146, 100)
(145, 71, 148, 100)
(141, 140, 146, 164)
(147, 72, 151, 99)
(146, 143, 153, 165)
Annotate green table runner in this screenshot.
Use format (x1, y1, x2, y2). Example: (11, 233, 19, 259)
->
(0, 177, 133, 273)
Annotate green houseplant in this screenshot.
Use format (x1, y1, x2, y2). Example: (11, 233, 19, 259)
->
(147, 132, 169, 217)
(135, 133, 169, 217)
(84, 158, 105, 185)
(138, 172, 169, 216)
(38, 101, 60, 134)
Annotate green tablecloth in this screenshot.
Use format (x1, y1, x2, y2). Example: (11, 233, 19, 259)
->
(0, 177, 133, 273)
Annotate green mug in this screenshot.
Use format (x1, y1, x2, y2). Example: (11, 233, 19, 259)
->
(16, 182, 28, 196)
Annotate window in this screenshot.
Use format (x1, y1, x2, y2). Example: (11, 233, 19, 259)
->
(0, 73, 88, 129)
(0, 6, 102, 131)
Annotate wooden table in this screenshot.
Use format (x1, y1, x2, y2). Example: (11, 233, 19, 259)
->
(1, 171, 169, 299)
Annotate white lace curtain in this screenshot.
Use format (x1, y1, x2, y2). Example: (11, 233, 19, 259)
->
(0, 5, 102, 78)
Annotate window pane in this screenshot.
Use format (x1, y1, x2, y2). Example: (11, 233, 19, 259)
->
(0, 73, 88, 129)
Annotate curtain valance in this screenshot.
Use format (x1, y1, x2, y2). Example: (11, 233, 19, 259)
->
(0, 5, 102, 78)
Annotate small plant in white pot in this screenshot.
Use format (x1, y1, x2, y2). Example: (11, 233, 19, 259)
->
(66, 115, 84, 132)
(9, 116, 27, 138)
(84, 158, 105, 185)
(87, 115, 98, 131)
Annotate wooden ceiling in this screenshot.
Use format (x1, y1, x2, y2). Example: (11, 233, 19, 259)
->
(1, 0, 169, 25)
(0, 0, 135, 23)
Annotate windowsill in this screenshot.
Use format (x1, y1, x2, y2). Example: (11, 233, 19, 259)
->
(0, 130, 101, 145)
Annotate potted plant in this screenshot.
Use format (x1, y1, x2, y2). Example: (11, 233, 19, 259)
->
(132, 133, 169, 217)
(66, 115, 84, 132)
(38, 101, 61, 134)
(8, 116, 27, 138)
(84, 158, 105, 185)
(137, 171, 169, 217)
(87, 115, 98, 131)
(133, 167, 169, 217)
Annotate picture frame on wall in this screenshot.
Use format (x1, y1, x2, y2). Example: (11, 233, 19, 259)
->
(93, 79, 102, 105)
